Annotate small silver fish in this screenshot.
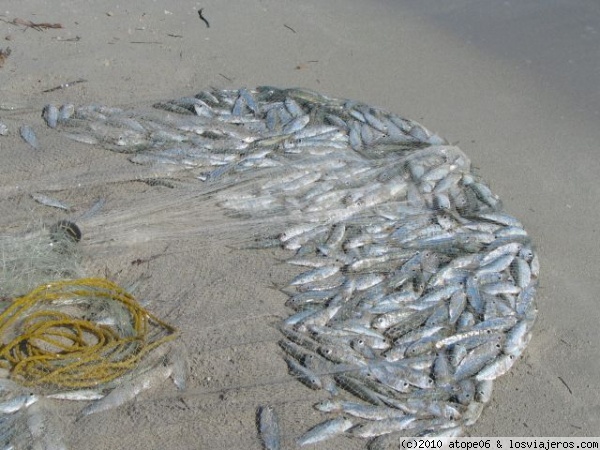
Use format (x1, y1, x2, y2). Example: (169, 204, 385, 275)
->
(289, 265, 340, 286)
(31, 193, 71, 211)
(296, 417, 353, 446)
(475, 380, 494, 403)
(282, 114, 310, 134)
(47, 389, 105, 401)
(58, 103, 75, 122)
(20, 125, 39, 149)
(80, 365, 172, 416)
(475, 354, 517, 381)
(0, 393, 38, 414)
(257, 405, 280, 450)
(42, 104, 59, 128)
(348, 415, 417, 439)
(168, 345, 189, 390)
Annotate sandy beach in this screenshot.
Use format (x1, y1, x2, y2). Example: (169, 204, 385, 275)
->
(0, 1, 598, 448)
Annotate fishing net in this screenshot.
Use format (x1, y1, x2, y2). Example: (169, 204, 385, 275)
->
(0, 222, 179, 449)
(0, 277, 177, 391)
(0, 86, 538, 449)
(0, 221, 84, 299)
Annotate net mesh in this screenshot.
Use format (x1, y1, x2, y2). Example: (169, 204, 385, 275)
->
(0, 86, 538, 449)
(0, 278, 177, 390)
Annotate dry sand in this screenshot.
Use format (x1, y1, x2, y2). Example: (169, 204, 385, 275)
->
(0, 0, 598, 448)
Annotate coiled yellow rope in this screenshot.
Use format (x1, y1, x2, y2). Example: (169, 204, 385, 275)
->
(0, 278, 177, 390)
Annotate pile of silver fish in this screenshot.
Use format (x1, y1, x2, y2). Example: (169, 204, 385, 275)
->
(42, 86, 538, 447)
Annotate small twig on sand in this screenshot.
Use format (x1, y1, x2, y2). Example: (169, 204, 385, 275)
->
(295, 60, 318, 70)
(42, 78, 87, 93)
(131, 245, 171, 266)
(557, 376, 573, 395)
(9, 17, 63, 31)
(198, 9, 210, 28)
(53, 36, 81, 42)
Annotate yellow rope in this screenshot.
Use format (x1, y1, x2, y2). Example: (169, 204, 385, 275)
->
(0, 278, 177, 390)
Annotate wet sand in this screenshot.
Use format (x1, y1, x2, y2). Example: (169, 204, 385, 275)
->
(0, 1, 598, 447)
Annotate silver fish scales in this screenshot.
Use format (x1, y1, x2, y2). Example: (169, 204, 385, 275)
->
(45, 86, 539, 446)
